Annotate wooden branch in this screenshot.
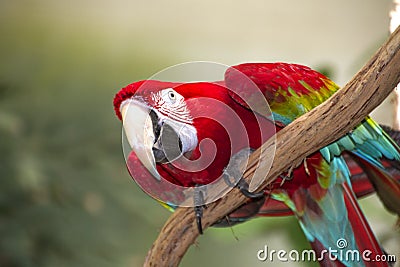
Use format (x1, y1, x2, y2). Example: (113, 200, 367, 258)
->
(144, 26, 400, 267)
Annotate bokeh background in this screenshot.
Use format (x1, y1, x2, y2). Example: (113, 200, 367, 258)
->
(0, 0, 399, 266)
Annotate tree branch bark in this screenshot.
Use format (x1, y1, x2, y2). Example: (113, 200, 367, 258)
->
(144, 26, 400, 267)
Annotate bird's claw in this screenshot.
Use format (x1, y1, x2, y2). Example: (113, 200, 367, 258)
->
(223, 148, 254, 188)
(194, 185, 205, 234)
(223, 149, 264, 199)
(194, 205, 203, 235)
(303, 158, 310, 176)
(279, 164, 295, 186)
(237, 179, 264, 199)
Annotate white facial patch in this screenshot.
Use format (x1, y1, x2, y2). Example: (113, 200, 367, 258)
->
(151, 88, 194, 124)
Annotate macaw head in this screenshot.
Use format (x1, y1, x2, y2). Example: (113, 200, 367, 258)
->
(114, 80, 248, 186)
(114, 80, 192, 179)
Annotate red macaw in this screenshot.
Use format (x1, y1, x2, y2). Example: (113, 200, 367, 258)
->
(114, 63, 400, 266)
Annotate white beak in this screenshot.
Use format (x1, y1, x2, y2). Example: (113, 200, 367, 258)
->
(120, 99, 161, 180)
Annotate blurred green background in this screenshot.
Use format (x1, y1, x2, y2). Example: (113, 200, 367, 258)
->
(0, 1, 399, 266)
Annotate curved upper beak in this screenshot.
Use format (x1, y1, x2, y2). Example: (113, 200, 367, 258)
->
(120, 99, 161, 180)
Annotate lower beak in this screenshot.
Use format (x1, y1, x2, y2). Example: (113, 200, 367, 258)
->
(120, 100, 161, 180)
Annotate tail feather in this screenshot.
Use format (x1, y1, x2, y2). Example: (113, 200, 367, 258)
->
(341, 182, 387, 266)
(348, 153, 400, 217)
(344, 152, 400, 198)
(379, 125, 400, 170)
(271, 156, 390, 267)
(301, 182, 388, 267)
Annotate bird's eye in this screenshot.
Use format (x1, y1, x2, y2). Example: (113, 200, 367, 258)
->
(168, 91, 176, 100)
(160, 88, 180, 104)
